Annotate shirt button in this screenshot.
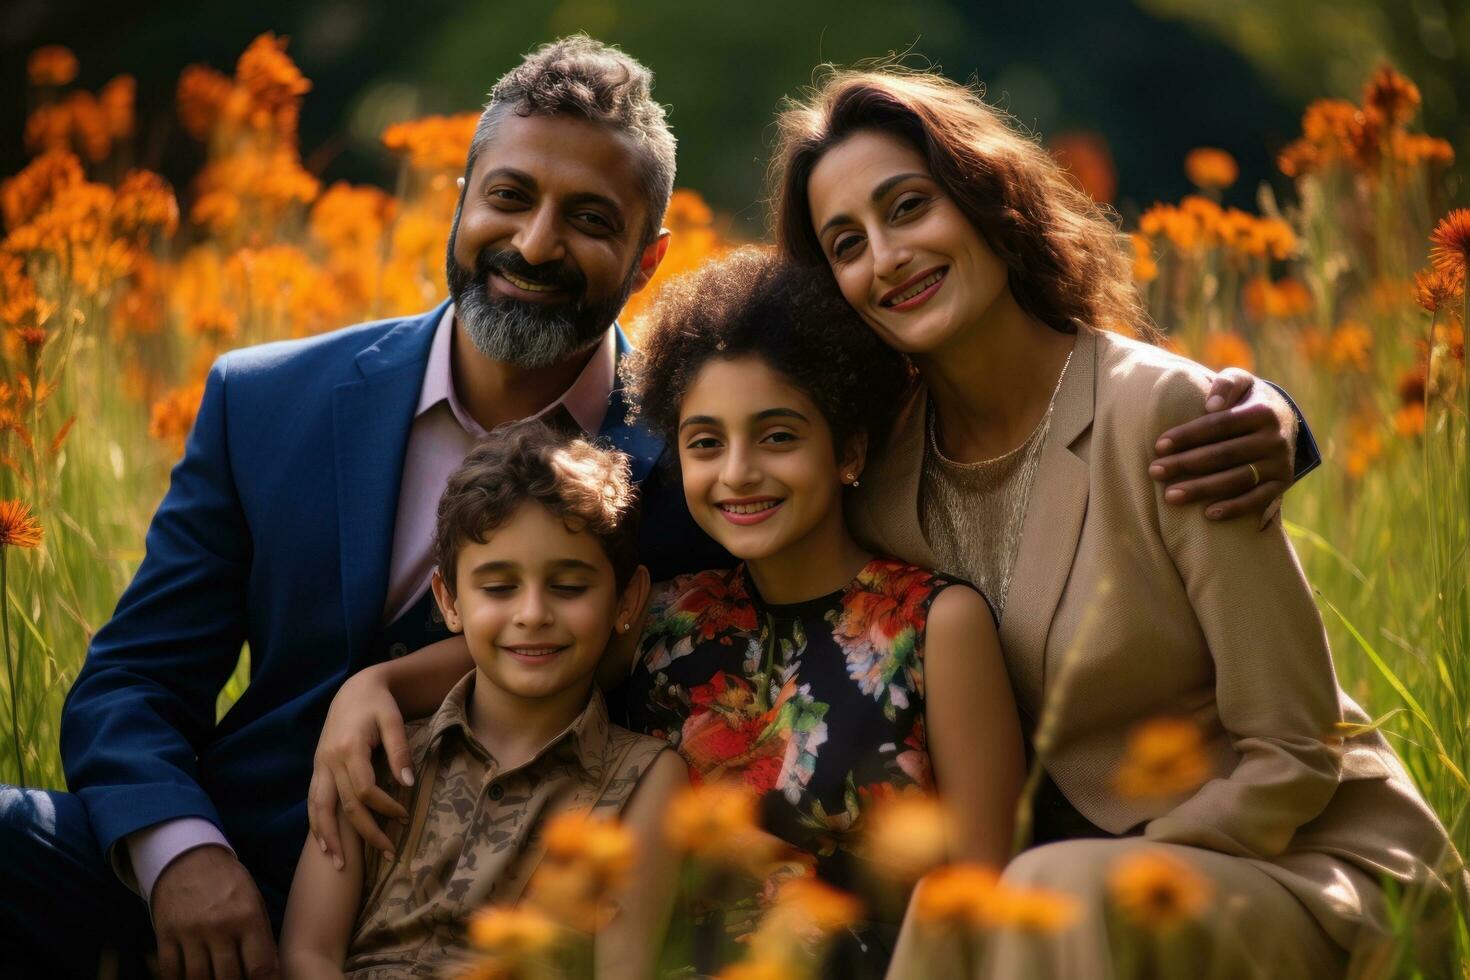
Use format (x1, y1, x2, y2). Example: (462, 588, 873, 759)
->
(488, 782, 505, 802)
(388, 642, 408, 659)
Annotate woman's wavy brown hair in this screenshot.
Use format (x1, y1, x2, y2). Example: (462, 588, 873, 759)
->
(770, 67, 1156, 340)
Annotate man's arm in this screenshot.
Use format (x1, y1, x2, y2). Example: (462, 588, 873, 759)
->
(1149, 368, 1320, 522)
(59, 355, 278, 976)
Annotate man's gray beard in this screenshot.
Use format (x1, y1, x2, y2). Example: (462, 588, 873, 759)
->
(454, 282, 605, 370)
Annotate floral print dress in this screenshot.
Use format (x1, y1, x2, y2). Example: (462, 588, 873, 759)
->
(624, 557, 970, 966)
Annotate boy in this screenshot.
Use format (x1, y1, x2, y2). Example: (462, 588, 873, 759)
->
(280, 420, 688, 978)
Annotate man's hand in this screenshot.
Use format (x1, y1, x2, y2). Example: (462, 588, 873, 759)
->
(307, 666, 412, 869)
(152, 846, 279, 979)
(1149, 367, 1297, 522)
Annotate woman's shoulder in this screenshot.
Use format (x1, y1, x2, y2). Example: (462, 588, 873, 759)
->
(1092, 329, 1215, 432)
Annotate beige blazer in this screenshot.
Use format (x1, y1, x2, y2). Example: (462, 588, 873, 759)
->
(850, 327, 1459, 948)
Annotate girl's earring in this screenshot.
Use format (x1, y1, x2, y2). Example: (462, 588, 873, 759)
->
(845, 472, 860, 488)
(619, 622, 631, 633)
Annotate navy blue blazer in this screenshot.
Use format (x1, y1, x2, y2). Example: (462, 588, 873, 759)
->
(59, 301, 725, 913)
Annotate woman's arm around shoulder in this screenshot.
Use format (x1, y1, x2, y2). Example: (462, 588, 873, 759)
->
(596, 748, 689, 980)
(279, 812, 367, 979)
(1141, 365, 1341, 858)
(923, 584, 1024, 868)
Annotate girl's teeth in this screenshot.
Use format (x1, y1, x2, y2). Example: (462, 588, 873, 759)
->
(722, 501, 779, 514)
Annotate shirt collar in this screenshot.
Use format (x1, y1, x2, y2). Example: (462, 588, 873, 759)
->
(417, 303, 615, 437)
(425, 670, 613, 777)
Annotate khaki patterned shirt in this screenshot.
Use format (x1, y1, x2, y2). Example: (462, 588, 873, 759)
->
(343, 672, 668, 978)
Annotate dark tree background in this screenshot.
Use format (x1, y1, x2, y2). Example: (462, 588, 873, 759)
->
(1, 0, 1463, 232)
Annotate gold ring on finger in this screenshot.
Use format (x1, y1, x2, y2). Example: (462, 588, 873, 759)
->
(1247, 462, 1261, 488)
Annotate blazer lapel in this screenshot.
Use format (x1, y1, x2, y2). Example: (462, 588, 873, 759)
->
(334, 303, 445, 661)
(999, 329, 1096, 715)
(598, 327, 666, 485)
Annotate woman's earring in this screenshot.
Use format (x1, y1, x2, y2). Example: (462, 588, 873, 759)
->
(845, 472, 860, 488)
(619, 622, 630, 633)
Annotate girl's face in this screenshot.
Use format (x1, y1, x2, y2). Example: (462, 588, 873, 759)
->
(806, 130, 1011, 355)
(677, 356, 860, 563)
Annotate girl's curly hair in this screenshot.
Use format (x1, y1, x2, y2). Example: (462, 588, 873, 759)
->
(770, 66, 1158, 341)
(622, 245, 914, 459)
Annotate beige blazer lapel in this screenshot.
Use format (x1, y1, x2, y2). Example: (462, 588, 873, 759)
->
(848, 388, 938, 568)
(999, 329, 1096, 715)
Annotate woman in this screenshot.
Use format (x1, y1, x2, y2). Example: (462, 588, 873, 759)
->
(770, 68, 1459, 976)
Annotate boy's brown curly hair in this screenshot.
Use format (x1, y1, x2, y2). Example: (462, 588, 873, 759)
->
(434, 419, 640, 594)
(621, 246, 914, 459)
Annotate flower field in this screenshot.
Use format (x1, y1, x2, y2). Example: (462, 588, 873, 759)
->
(0, 34, 1466, 977)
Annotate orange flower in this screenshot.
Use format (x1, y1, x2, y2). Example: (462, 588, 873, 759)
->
(1362, 65, 1420, 127)
(1394, 403, 1426, 438)
(235, 33, 310, 136)
(100, 75, 137, 140)
(382, 113, 479, 172)
(912, 863, 1001, 928)
(149, 382, 206, 453)
(27, 46, 78, 87)
(861, 791, 950, 882)
(113, 170, 180, 242)
(1184, 148, 1238, 190)
(1, 150, 83, 231)
(1108, 849, 1213, 929)
(466, 905, 559, 954)
(1051, 131, 1117, 203)
(1327, 321, 1373, 372)
(1414, 266, 1462, 314)
(1112, 717, 1209, 799)
(177, 65, 235, 141)
(664, 780, 790, 873)
(0, 500, 44, 549)
(527, 810, 637, 929)
(1428, 209, 1470, 290)
(1201, 331, 1255, 373)
(1344, 414, 1384, 480)
(1130, 234, 1157, 284)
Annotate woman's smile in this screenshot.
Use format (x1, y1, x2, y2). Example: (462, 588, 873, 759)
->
(880, 265, 949, 310)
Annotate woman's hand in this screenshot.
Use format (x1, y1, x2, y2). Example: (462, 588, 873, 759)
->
(1148, 368, 1297, 522)
(307, 665, 412, 869)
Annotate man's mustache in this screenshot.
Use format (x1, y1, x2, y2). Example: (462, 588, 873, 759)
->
(472, 247, 587, 299)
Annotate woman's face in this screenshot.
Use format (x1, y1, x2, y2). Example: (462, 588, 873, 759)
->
(677, 355, 857, 563)
(807, 130, 1011, 355)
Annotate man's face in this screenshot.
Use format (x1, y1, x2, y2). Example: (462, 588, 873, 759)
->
(447, 111, 656, 369)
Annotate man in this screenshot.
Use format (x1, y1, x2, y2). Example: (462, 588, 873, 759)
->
(0, 35, 1309, 979)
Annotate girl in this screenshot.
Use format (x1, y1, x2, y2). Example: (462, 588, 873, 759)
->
(617, 245, 1024, 970)
(770, 67, 1458, 976)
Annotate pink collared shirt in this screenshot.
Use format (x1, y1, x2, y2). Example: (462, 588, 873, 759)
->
(123, 305, 617, 905)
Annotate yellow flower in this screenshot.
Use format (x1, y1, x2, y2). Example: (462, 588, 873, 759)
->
(1112, 717, 1209, 799)
(1107, 849, 1213, 929)
(0, 500, 44, 549)
(1184, 148, 1238, 190)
